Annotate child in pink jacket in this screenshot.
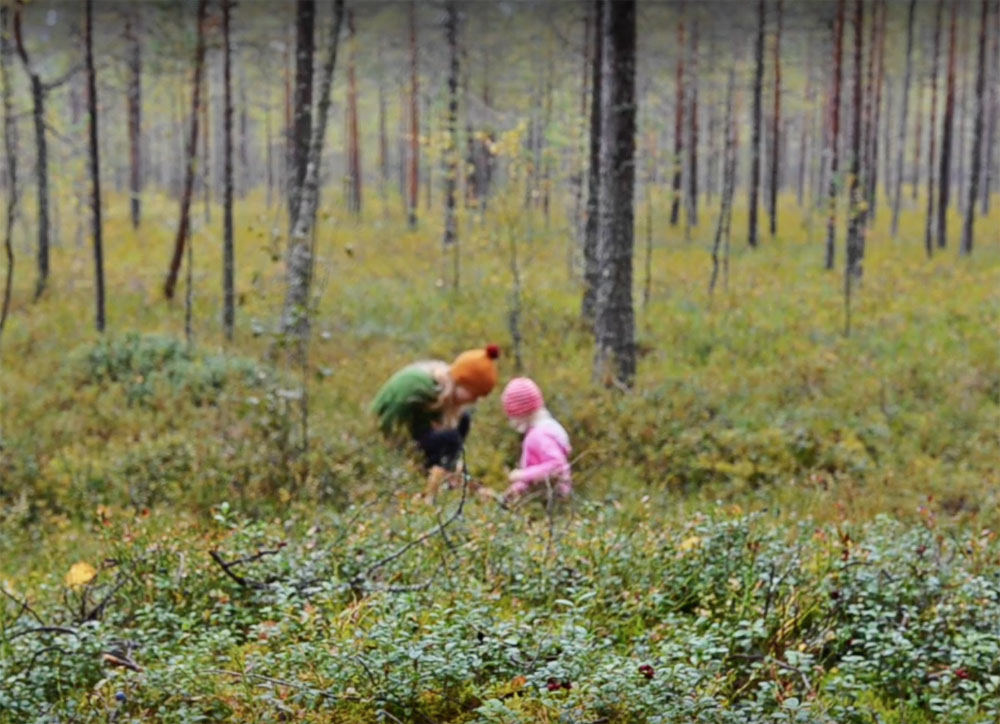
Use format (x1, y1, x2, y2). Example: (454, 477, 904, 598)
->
(501, 377, 572, 503)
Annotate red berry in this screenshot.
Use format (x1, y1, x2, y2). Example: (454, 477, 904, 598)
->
(955, 668, 970, 680)
(561, 681, 572, 690)
(546, 677, 560, 692)
(639, 664, 655, 679)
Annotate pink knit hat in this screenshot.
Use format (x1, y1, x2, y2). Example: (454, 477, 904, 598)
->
(502, 377, 544, 418)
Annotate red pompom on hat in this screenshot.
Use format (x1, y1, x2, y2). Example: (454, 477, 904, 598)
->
(502, 377, 544, 419)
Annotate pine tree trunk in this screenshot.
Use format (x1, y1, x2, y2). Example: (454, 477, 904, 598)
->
(13, 9, 48, 301)
(442, 0, 459, 289)
(345, 8, 361, 215)
(937, 1, 957, 250)
(593, 0, 637, 388)
(961, 0, 989, 256)
(845, 0, 865, 330)
(748, 0, 765, 248)
(377, 41, 388, 197)
(983, 0, 999, 214)
(581, 0, 603, 322)
(281, 0, 345, 352)
(669, 12, 684, 227)
(0, 7, 17, 342)
(238, 65, 248, 198)
(825, 0, 845, 270)
(125, 5, 142, 230)
(201, 67, 211, 224)
(957, 14, 969, 212)
(407, 0, 420, 228)
(289, 0, 315, 227)
(867, 0, 886, 221)
(686, 17, 699, 232)
(913, 81, 923, 202)
(164, 0, 209, 300)
(891, 0, 917, 237)
(85, 0, 104, 332)
(768, 0, 783, 236)
(925, 1, 943, 258)
(710, 67, 736, 298)
(222, 0, 235, 340)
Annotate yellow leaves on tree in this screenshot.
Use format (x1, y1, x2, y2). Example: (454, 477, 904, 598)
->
(65, 561, 97, 588)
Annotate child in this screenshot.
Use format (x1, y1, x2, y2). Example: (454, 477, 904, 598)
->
(372, 345, 500, 470)
(501, 377, 572, 503)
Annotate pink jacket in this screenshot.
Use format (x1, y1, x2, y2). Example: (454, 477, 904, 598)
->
(509, 417, 572, 496)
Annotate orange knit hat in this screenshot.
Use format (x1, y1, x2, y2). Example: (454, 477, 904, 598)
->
(450, 345, 500, 399)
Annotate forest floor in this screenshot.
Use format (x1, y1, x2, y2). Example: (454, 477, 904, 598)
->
(2, 189, 1000, 722)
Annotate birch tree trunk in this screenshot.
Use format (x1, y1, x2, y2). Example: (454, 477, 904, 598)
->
(289, 0, 315, 227)
(280, 0, 345, 353)
(13, 7, 48, 301)
(961, 0, 989, 256)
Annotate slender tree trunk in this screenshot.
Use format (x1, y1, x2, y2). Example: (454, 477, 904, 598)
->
(925, 2, 943, 258)
(669, 11, 685, 226)
(407, 0, 420, 228)
(201, 67, 211, 224)
(957, 13, 969, 211)
(581, 0, 603, 322)
(860, 0, 877, 232)
(768, 0, 783, 236)
(238, 65, 248, 198)
(710, 67, 736, 298)
(984, 0, 1000, 214)
(825, 0, 845, 270)
(289, 0, 315, 227)
(961, 0, 989, 256)
(867, 0, 886, 221)
(593, 0, 637, 388)
(164, 0, 209, 300)
(125, 5, 142, 230)
(345, 8, 361, 215)
(398, 77, 407, 203)
(798, 60, 812, 207)
(222, 0, 235, 340)
(845, 0, 865, 336)
(377, 40, 388, 197)
(84, 0, 104, 332)
(442, 0, 459, 289)
(13, 8, 47, 301)
(571, 3, 592, 271)
(913, 81, 923, 201)
(281, 0, 345, 353)
(0, 7, 17, 342)
(686, 17, 699, 233)
(891, 0, 917, 237)
(748, 0, 765, 248)
(937, 1, 957, 250)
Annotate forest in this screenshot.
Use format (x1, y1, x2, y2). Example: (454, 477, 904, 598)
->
(1, 0, 999, 721)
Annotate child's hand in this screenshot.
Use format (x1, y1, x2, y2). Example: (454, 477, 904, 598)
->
(507, 469, 523, 484)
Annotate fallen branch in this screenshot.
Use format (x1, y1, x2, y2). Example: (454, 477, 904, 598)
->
(207, 667, 342, 702)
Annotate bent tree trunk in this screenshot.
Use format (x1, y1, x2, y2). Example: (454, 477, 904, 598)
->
(281, 0, 345, 353)
(13, 7, 48, 301)
(164, 0, 209, 300)
(0, 7, 17, 341)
